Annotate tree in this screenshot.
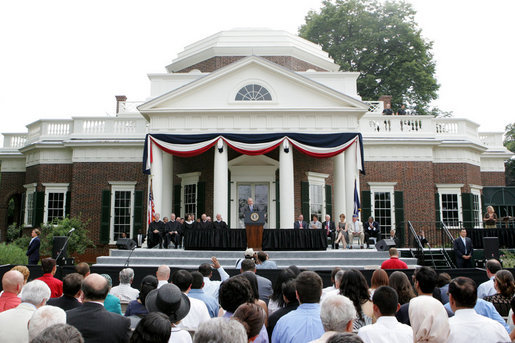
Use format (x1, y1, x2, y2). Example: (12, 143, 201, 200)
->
(504, 122, 515, 186)
(299, 0, 439, 115)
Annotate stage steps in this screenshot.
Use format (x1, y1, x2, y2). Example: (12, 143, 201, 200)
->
(94, 248, 419, 270)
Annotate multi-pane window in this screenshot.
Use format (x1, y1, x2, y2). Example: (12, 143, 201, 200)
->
(184, 184, 197, 216)
(472, 193, 481, 228)
(235, 84, 272, 101)
(374, 192, 393, 234)
(309, 184, 324, 220)
(25, 192, 34, 226)
(441, 193, 459, 226)
(113, 191, 131, 241)
(47, 192, 65, 223)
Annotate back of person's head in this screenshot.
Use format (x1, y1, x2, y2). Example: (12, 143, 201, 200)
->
(326, 332, 364, 343)
(448, 277, 477, 309)
(320, 295, 356, 332)
(119, 268, 135, 284)
(21, 280, 51, 307)
(486, 259, 502, 275)
(62, 273, 83, 297)
(219, 276, 253, 313)
(241, 259, 256, 272)
(495, 270, 515, 298)
(409, 295, 450, 342)
(295, 271, 323, 304)
(139, 275, 158, 306)
(2, 270, 24, 293)
(74, 262, 90, 277)
(156, 265, 170, 281)
(370, 269, 389, 289)
(436, 273, 451, 288)
(198, 263, 212, 277)
(282, 280, 297, 303)
(28, 305, 67, 341)
(130, 312, 171, 343)
(271, 268, 296, 305)
(171, 269, 193, 292)
(288, 265, 301, 277)
(82, 273, 109, 301)
(10, 265, 30, 284)
(339, 269, 370, 315)
(191, 271, 204, 290)
(257, 251, 267, 263)
(331, 267, 342, 284)
(414, 266, 437, 293)
(388, 271, 415, 305)
(372, 286, 398, 316)
(334, 270, 345, 289)
(31, 323, 84, 343)
(389, 248, 398, 257)
(194, 317, 247, 343)
(232, 303, 265, 341)
(41, 258, 56, 274)
(241, 271, 260, 301)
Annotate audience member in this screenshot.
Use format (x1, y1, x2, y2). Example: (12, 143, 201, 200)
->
(388, 271, 415, 305)
(0, 280, 51, 343)
(28, 305, 67, 341)
(357, 286, 412, 343)
(172, 269, 210, 331)
(232, 303, 266, 342)
(241, 259, 273, 305)
(241, 272, 269, 322)
(478, 259, 502, 299)
(219, 276, 253, 315)
(271, 271, 324, 343)
(484, 269, 515, 317)
(268, 268, 296, 315)
(101, 274, 123, 315)
(236, 248, 257, 269)
(67, 273, 131, 343)
(321, 268, 342, 302)
(437, 272, 451, 304)
(129, 312, 171, 343)
(369, 269, 388, 299)
(189, 271, 219, 318)
(198, 256, 230, 300)
(156, 265, 170, 288)
(31, 323, 84, 343)
(36, 258, 63, 298)
(75, 262, 90, 278)
(47, 273, 83, 311)
(193, 317, 247, 343)
(447, 277, 510, 342)
(110, 268, 140, 303)
(380, 248, 408, 269)
(311, 295, 355, 343)
(125, 275, 158, 321)
(338, 269, 373, 332)
(256, 251, 277, 269)
(267, 280, 299, 340)
(0, 270, 24, 312)
(326, 333, 364, 343)
(510, 297, 515, 341)
(11, 265, 30, 285)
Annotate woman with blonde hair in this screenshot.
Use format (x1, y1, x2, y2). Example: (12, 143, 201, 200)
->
(335, 213, 349, 249)
(484, 206, 498, 229)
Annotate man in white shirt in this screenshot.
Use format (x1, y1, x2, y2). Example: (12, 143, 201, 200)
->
(448, 276, 510, 343)
(349, 214, 364, 249)
(310, 294, 355, 343)
(477, 259, 501, 299)
(110, 268, 139, 303)
(198, 257, 230, 300)
(156, 265, 170, 289)
(172, 269, 210, 331)
(358, 286, 412, 343)
(321, 268, 342, 302)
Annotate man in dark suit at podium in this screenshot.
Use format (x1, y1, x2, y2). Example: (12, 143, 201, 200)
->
(293, 214, 308, 229)
(322, 214, 336, 249)
(453, 228, 473, 268)
(213, 214, 228, 230)
(243, 198, 259, 215)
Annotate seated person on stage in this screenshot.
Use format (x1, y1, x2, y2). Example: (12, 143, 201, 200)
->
(196, 213, 213, 230)
(349, 215, 365, 249)
(484, 206, 498, 229)
(389, 229, 400, 247)
(147, 213, 164, 249)
(365, 217, 381, 248)
(164, 213, 182, 249)
(213, 213, 228, 230)
(310, 215, 322, 229)
(322, 215, 337, 249)
(183, 214, 195, 231)
(294, 214, 308, 229)
(414, 229, 429, 248)
(335, 214, 349, 249)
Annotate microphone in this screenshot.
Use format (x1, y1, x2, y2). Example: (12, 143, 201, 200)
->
(68, 228, 75, 235)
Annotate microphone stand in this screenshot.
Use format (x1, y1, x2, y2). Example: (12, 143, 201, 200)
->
(56, 229, 74, 266)
(124, 245, 137, 267)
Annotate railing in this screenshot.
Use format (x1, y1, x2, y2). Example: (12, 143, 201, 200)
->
(364, 101, 384, 114)
(479, 132, 505, 148)
(439, 222, 456, 268)
(2, 134, 27, 148)
(26, 120, 73, 144)
(72, 117, 147, 137)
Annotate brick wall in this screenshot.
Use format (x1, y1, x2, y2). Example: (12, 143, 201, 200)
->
(481, 172, 506, 186)
(433, 163, 482, 192)
(0, 172, 26, 239)
(25, 164, 73, 191)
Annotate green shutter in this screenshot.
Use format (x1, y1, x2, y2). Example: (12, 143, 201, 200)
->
(361, 190, 371, 222)
(394, 191, 405, 246)
(325, 185, 332, 218)
(275, 180, 280, 229)
(100, 190, 111, 244)
(435, 193, 441, 222)
(197, 181, 206, 218)
(33, 191, 45, 227)
(65, 191, 71, 217)
(461, 193, 473, 229)
(301, 181, 309, 220)
(133, 190, 143, 239)
(173, 185, 181, 217)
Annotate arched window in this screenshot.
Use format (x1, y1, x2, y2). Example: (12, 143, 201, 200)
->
(235, 84, 272, 101)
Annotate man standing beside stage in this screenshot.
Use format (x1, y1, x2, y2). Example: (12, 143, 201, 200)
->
(26, 229, 41, 265)
(454, 229, 473, 268)
(147, 213, 164, 249)
(322, 215, 336, 249)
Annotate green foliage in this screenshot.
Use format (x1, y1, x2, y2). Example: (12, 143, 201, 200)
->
(505, 123, 515, 186)
(39, 216, 95, 257)
(0, 243, 28, 265)
(13, 235, 31, 251)
(500, 250, 515, 269)
(7, 198, 15, 219)
(7, 223, 23, 242)
(299, 0, 440, 115)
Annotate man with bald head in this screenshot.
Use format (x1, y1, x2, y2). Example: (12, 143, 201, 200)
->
(0, 270, 24, 312)
(67, 273, 130, 343)
(156, 265, 170, 288)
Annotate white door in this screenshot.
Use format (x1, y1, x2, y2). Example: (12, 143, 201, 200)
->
(237, 183, 269, 228)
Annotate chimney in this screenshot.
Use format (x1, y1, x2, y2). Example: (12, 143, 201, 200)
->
(378, 95, 392, 109)
(115, 95, 127, 114)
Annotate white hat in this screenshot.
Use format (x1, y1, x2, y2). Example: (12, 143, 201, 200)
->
(244, 248, 255, 257)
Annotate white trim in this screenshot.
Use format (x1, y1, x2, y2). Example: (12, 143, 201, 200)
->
(369, 184, 396, 232)
(470, 188, 482, 229)
(23, 183, 37, 227)
(109, 183, 136, 244)
(229, 79, 277, 104)
(108, 181, 138, 186)
(177, 172, 201, 218)
(367, 182, 398, 187)
(469, 184, 483, 191)
(306, 171, 330, 221)
(436, 185, 463, 227)
(435, 183, 464, 189)
(42, 183, 69, 224)
(306, 171, 330, 183)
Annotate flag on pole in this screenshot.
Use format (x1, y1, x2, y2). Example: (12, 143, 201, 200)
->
(148, 179, 156, 225)
(353, 179, 361, 216)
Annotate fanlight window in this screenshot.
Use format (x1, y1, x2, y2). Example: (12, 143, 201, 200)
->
(235, 84, 272, 101)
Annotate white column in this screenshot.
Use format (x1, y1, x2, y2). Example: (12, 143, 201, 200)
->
(213, 139, 228, 221)
(345, 141, 358, 220)
(279, 140, 295, 229)
(151, 143, 164, 216)
(162, 153, 173, 217)
(333, 152, 346, 219)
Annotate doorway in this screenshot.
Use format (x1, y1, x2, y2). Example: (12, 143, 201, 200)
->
(237, 183, 269, 228)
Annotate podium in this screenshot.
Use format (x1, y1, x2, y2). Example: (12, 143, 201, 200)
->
(244, 211, 266, 250)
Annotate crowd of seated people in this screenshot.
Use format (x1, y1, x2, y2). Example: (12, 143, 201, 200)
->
(3, 258, 515, 342)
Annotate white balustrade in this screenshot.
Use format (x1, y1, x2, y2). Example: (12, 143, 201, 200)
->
(364, 101, 384, 114)
(2, 134, 27, 148)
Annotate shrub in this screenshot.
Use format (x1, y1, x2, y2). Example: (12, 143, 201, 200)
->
(7, 223, 23, 242)
(39, 216, 95, 257)
(0, 243, 28, 265)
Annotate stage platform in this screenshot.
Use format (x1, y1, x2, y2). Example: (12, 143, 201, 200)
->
(94, 248, 419, 270)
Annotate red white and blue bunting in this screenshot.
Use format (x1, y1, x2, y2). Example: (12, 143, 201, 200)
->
(143, 133, 364, 174)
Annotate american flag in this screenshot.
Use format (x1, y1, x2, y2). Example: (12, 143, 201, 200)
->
(148, 179, 156, 225)
(353, 179, 361, 216)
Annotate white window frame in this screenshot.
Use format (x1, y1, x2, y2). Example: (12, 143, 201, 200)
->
(470, 185, 483, 229)
(42, 183, 69, 224)
(306, 172, 329, 221)
(436, 184, 464, 228)
(368, 182, 396, 233)
(23, 183, 37, 227)
(108, 181, 136, 244)
(177, 172, 201, 217)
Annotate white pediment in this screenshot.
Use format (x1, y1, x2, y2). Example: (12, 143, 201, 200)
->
(228, 154, 279, 167)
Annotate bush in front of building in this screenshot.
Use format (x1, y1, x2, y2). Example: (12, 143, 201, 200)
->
(39, 216, 95, 257)
(0, 242, 28, 265)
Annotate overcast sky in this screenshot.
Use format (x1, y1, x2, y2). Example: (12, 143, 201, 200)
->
(0, 0, 513, 143)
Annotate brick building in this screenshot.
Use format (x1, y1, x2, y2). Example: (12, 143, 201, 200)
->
(0, 29, 512, 259)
